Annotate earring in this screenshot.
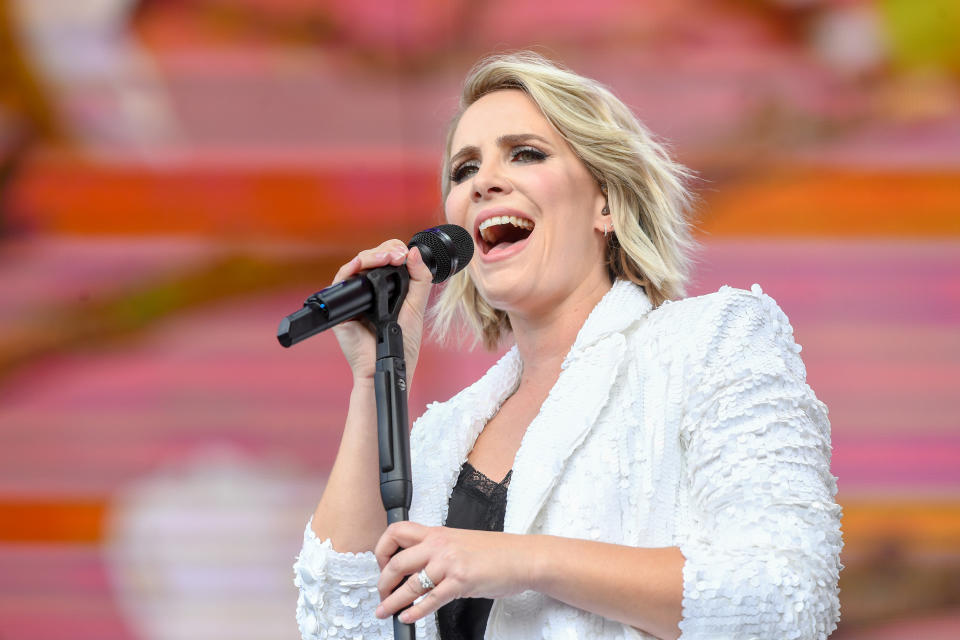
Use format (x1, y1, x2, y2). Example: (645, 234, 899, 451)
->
(603, 222, 613, 237)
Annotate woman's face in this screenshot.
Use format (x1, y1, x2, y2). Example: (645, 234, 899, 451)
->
(444, 89, 609, 318)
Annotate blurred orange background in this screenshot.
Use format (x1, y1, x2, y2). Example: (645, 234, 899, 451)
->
(0, 1, 958, 638)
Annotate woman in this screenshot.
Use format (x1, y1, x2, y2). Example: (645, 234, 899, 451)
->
(294, 52, 842, 640)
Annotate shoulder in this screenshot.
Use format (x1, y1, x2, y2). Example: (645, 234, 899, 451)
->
(642, 283, 806, 378)
(652, 283, 789, 329)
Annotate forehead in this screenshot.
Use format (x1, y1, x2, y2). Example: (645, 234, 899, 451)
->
(450, 89, 557, 150)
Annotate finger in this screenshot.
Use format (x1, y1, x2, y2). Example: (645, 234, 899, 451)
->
(332, 240, 408, 285)
(376, 569, 448, 620)
(374, 521, 428, 569)
(396, 581, 460, 624)
(356, 243, 408, 270)
(374, 238, 409, 261)
(380, 238, 409, 256)
(332, 255, 362, 285)
(364, 238, 408, 258)
(377, 544, 433, 599)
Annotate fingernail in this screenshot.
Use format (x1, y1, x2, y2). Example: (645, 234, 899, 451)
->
(391, 250, 407, 260)
(375, 252, 387, 259)
(375, 606, 384, 618)
(400, 612, 412, 623)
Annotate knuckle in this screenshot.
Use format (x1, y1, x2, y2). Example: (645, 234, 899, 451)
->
(439, 545, 460, 566)
(377, 561, 391, 579)
(444, 579, 464, 600)
(447, 563, 467, 584)
(429, 530, 449, 549)
(406, 577, 423, 595)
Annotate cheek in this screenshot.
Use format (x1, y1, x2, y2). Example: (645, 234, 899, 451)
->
(532, 169, 596, 233)
(443, 190, 467, 225)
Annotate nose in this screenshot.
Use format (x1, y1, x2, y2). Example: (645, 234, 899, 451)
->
(471, 162, 511, 202)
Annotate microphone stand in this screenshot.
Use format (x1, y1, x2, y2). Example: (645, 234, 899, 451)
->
(365, 265, 416, 640)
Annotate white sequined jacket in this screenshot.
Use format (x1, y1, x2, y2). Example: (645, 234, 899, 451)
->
(294, 280, 843, 640)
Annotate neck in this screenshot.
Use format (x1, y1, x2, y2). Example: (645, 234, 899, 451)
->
(509, 276, 613, 389)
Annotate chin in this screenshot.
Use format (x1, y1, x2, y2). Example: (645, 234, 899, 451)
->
(472, 274, 529, 313)
(482, 279, 559, 320)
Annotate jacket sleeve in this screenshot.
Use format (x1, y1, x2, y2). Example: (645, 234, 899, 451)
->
(293, 519, 391, 639)
(293, 399, 444, 640)
(676, 285, 843, 640)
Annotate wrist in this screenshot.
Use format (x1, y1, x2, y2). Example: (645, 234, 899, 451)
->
(348, 378, 377, 408)
(522, 534, 551, 593)
(350, 376, 376, 392)
(350, 369, 416, 395)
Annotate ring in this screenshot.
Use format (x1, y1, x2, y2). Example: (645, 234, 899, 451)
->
(417, 568, 436, 592)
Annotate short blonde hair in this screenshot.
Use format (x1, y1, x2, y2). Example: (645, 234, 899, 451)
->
(433, 51, 697, 350)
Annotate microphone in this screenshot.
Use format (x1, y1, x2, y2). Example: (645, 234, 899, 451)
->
(277, 224, 474, 347)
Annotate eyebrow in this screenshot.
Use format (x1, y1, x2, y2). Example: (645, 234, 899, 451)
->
(450, 133, 552, 166)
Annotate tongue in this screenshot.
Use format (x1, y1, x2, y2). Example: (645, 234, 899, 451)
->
(487, 239, 519, 255)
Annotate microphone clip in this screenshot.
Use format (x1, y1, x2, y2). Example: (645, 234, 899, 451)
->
(359, 265, 409, 356)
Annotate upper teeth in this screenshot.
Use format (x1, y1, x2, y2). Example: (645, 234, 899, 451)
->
(478, 216, 534, 240)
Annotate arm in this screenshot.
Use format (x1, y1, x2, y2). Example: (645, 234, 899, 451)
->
(675, 286, 842, 639)
(294, 242, 435, 640)
(525, 298, 843, 640)
(309, 378, 386, 552)
(529, 537, 685, 639)
(310, 242, 433, 552)
(371, 523, 684, 639)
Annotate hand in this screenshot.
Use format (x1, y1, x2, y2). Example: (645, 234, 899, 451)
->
(330, 239, 434, 384)
(373, 522, 535, 624)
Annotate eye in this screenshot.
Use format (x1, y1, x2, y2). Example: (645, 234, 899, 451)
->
(449, 146, 547, 185)
(511, 146, 547, 163)
(450, 160, 478, 184)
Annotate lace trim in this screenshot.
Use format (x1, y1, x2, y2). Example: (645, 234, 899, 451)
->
(459, 461, 512, 500)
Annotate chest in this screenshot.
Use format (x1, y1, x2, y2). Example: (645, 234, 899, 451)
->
(467, 383, 553, 483)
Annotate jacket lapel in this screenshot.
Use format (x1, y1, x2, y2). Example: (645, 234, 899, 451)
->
(413, 347, 522, 527)
(503, 280, 653, 534)
(503, 333, 627, 534)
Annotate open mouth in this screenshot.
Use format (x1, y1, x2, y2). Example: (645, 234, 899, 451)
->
(477, 215, 534, 255)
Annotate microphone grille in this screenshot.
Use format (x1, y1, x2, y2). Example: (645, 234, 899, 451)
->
(410, 224, 475, 283)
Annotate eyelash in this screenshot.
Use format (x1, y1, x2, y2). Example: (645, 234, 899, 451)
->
(449, 146, 548, 184)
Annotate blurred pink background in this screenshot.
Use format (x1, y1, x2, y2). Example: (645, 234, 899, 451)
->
(0, 1, 958, 638)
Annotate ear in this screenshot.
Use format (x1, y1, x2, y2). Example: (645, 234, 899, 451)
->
(593, 184, 612, 234)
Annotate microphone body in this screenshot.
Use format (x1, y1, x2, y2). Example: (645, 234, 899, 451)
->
(278, 275, 384, 347)
(277, 224, 473, 348)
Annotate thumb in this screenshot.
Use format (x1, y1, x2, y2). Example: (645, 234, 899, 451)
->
(403, 246, 435, 311)
(405, 246, 435, 286)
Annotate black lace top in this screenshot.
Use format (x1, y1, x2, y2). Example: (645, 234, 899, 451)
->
(436, 461, 512, 640)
